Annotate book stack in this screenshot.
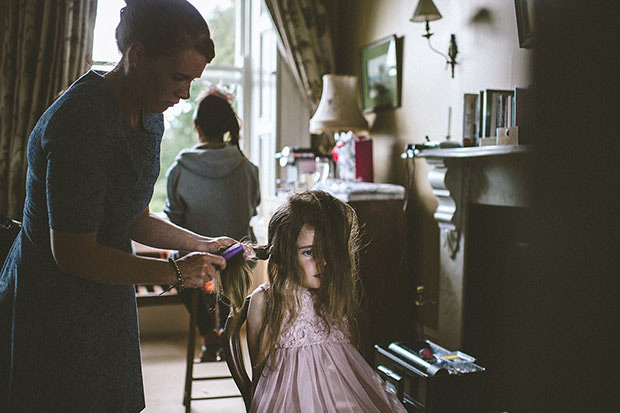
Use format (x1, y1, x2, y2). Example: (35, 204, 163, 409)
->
(461, 87, 530, 146)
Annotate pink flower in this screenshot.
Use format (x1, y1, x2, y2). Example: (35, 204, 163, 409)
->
(203, 85, 235, 105)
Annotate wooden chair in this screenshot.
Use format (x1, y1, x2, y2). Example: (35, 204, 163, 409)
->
(133, 245, 182, 307)
(224, 296, 252, 411)
(183, 287, 244, 413)
(133, 242, 245, 411)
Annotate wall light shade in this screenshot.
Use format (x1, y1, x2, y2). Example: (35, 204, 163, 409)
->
(309, 74, 368, 134)
(410, 0, 442, 23)
(410, 0, 458, 78)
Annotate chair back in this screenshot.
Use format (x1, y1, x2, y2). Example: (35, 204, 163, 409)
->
(224, 296, 252, 411)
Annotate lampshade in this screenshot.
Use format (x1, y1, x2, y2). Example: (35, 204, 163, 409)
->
(309, 74, 368, 134)
(410, 0, 442, 22)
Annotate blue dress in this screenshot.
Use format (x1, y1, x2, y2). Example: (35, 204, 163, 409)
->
(0, 71, 163, 412)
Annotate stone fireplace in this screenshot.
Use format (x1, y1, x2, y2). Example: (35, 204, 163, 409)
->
(419, 145, 533, 410)
(418, 146, 533, 350)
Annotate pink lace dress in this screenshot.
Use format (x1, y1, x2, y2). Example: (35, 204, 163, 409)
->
(250, 284, 406, 412)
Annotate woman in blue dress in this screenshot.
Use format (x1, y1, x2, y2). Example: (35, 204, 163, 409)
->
(0, 1, 237, 411)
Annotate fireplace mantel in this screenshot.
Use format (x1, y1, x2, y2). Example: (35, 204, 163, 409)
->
(417, 145, 533, 348)
(419, 145, 531, 230)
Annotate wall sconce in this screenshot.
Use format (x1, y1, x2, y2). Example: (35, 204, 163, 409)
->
(410, 0, 459, 78)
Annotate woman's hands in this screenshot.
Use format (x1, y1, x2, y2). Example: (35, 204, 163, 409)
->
(195, 236, 236, 254)
(194, 236, 258, 260)
(176, 238, 260, 288)
(175, 251, 226, 287)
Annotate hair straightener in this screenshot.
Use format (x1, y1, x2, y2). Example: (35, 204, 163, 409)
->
(220, 243, 244, 261)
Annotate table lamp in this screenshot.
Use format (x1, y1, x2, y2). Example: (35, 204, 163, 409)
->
(309, 74, 368, 134)
(309, 74, 372, 181)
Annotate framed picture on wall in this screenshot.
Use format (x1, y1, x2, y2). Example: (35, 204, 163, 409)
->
(360, 35, 401, 113)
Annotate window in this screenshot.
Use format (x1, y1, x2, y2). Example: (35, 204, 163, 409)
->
(91, 0, 277, 212)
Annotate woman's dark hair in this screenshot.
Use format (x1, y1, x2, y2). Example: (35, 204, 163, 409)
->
(195, 94, 241, 152)
(115, 0, 215, 62)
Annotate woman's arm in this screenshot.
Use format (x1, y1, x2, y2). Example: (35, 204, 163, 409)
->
(50, 229, 225, 286)
(246, 287, 269, 393)
(50, 205, 232, 286)
(129, 207, 234, 253)
(163, 164, 186, 227)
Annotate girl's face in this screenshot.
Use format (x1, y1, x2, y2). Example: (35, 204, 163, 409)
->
(137, 47, 207, 113)
(296, 224, 322, 290)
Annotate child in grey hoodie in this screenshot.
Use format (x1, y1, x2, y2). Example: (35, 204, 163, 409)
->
(165, 91, 260, 361)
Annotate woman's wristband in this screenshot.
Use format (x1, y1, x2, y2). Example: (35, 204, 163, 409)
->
(168, 257, 184, 292)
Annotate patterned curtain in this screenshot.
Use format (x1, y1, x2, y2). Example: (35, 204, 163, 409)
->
(264, 0, 337, 112)
(0, 0, 98, 219)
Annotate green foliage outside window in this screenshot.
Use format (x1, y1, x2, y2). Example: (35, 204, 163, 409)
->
(149, 3, 237, 213)
(209, 4, 236, 66)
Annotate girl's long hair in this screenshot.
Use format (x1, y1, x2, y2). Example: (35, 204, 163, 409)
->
(216, 190, 362, 368)
(216, 242, 269, 313)
(257, 190, 362, 367)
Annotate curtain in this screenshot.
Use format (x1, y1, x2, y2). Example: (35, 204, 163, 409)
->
(264, 0, 337, 112)
(0, 0, 98, 219)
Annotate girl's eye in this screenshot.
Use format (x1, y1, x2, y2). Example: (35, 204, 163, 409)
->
(302, 249, 313, 257)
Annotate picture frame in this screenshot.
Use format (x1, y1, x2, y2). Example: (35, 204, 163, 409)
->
(514, 0, 535, 48)
(360, 35, 401, 113)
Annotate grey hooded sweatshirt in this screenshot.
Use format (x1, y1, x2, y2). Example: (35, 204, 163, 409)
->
(164, 144, 260, 241)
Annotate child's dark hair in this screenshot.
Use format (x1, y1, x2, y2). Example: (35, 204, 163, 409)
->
(116, 0, 215, 62)
(195, 94, 242, 153)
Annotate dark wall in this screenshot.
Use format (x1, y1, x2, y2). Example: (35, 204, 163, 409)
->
(516, 1, 620, 411)
(464, 205, 532, 412)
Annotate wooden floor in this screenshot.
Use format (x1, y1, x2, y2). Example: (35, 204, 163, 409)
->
(141, 333, 246, 413)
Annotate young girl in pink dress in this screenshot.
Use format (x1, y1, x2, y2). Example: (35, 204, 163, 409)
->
(244, 190, 406, 412)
